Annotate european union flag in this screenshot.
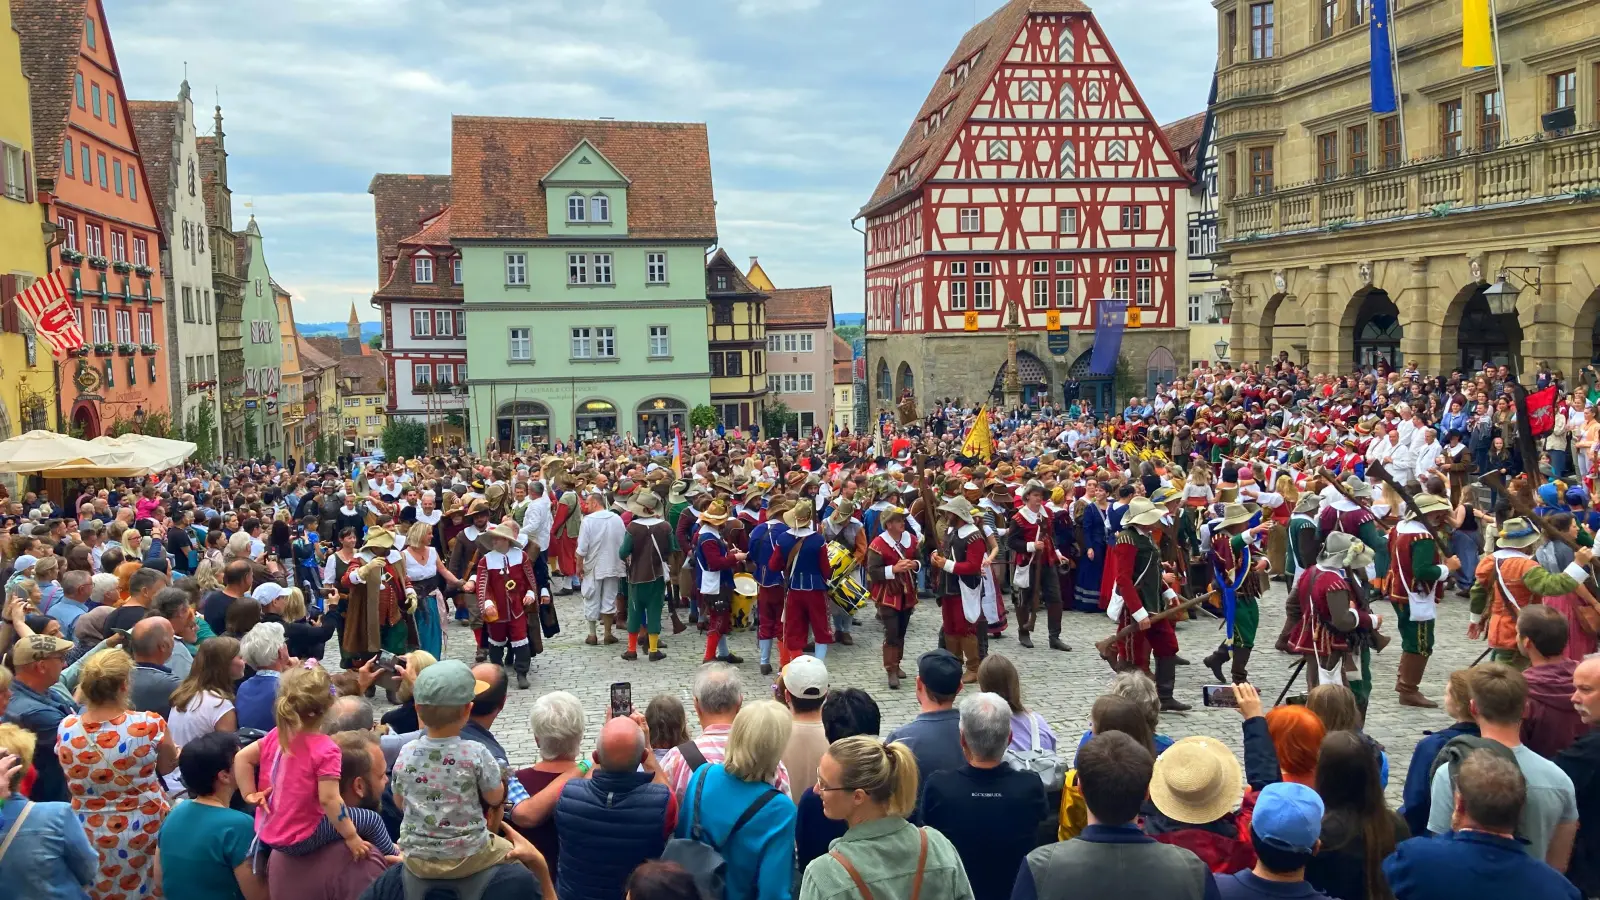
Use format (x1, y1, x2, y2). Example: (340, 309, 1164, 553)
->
(1370, 0, 1397, 112)
(1088, 300, 1126, 376)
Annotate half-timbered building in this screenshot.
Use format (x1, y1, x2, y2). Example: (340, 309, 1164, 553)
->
(861, 0, 1191, 414)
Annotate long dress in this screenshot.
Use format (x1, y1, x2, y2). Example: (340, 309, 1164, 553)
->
(1073, 502, 1108, 612)
(1536, 540, 1600, 661)
(57, 710, 170, 900)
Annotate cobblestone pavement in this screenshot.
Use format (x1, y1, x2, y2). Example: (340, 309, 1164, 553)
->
(410, 581, 1480, 804)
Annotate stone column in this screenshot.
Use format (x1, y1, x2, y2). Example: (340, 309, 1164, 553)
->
(1399, 257, 1442, 373)
(1524, 249, 1577, 378)
(1304, 264, 1338, 375)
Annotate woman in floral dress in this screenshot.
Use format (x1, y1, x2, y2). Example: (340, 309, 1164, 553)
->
(57, 649, 178, 900)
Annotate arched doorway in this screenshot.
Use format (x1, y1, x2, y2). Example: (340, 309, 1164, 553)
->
(875, 359, 891, 403)
(895, 362, 914, 399)
(1065, 349, 1113, 415)
(1351, 289, 1402, 369)
(1145, 347, 1176, 396)
(992, 351, 1050, 407)
(1455, 287, 1512, 371)
(70, 399, 101, 439)
(636, 397, 687, 441)
(496, 400, 550, 451)
(575, 398, 618, 440)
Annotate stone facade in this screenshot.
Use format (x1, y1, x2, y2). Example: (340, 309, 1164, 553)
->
(1211, 0, 1600, 375)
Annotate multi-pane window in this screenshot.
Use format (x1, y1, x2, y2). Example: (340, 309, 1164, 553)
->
(567, 195, 586, 222)
(974, 261, 992, 276)
(646, 252, 668, 284)
(203, 289, 211, 323)
(571, 327, 616, 358)
(1033, 278, 1050, 308)
(1119, 206, 1144, 230)
(182, 287, 193, 323)
(1249, 2, 1274, 59)
(455, 310, 466, 336)
(115, 309, 131, 343)
(110, 231, 125, 262)
(950, 281, 968, 310)
(1112, 278, 1130, 300)
(414, 256, 433, 283)
(798, 333, 813, 352)
(456, 363, 467, 382)
(1440, 100, 1464, 158)
(649, 326, 670, 357)
(590, 195, 610, 222)
(505, 253, 527, 285)
(133, 237, 147, 267)
(1055, 278, 1076, 308)
(452, 257, 462, 284)
(1136, 278, 1154, 306)
(59, 216, 76, 250)
(1189, 295, 1203, 324)
(1349, 124, 1369, 175)
(1249, 147, 1274, 195)
(725, 352, 743, 376)
(435, 309, 453, 336)
(414, 364, 432, 387)
(1348, 0, 1364, 25)
(138, 311, 152, 344)
(567, 253, 588, 285)
(508, 328, 531, 360)
(973, 280, 993, 309)
(85, 223, 103, 256)
(412, 309, 431, 337)
(593, 253, 613, 285)
(1550, 69, 1577, 111)
(1058, 207, 1078, 235)
(1114, 259, 1130, 273)
(1477, 90, 1502, 150)
(91, 308, 108, 343)
(1380, 116, 1402, 168)
(959, 208, 980, 232)
(1317, 132, 1337, 181)
(1136, 258, 1152, 272)
(1319, 0, 1336, 40)
(1224, 10, 1238, 64)
(435, 363, 454, 386)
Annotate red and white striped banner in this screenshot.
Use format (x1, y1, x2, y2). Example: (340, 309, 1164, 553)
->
(13, 269, 83, 358)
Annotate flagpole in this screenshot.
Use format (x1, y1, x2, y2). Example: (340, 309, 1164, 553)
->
(1489, 0, 1508, 144)
(1389, 2, 1408, 162)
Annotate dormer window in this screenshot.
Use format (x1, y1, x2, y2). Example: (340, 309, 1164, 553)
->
(452, 258, 462, 285)
(567, 194, 587, 222)
(414, 256, 433, 284)
(590, 194, 610, 222)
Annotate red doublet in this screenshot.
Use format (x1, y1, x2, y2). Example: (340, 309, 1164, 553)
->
(1102, 537, 1179, 674)
(868, 532, 919, 612)
(940, 527, 987, 636)
(476, 549, 536, 647)
(1010, 507, 1059, 567)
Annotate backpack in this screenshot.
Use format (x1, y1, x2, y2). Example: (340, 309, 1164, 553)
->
(661, 767, 781, 900)
(1056, 769, 1089, 842)
(1427, 734, 1518, 787)
(1005, 713, 1067, 792)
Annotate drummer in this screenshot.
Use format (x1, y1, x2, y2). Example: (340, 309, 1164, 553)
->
(821, 498, 867, 647)
(769, 498, 835, 660)
(748, 497, 793, 675)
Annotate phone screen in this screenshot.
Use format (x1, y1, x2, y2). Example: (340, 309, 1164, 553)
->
(610, 682, 633, 719)
(1202, 684, 1239, 708)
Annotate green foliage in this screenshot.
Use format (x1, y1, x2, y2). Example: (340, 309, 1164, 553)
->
(762, 400, 799, 437)
(689, 404, 718, 430)
(1113, 354, 1139, 408)
(185, 401, 218, 463)
(834, 325, 864, 345)
(368, 334, 384, 350)
(381, 417, 427, 460)
(244, 412, 259, 459)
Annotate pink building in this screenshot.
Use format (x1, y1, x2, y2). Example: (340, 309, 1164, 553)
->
(764, 285, 834, 434)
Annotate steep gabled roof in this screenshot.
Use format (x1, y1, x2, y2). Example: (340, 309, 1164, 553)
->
(368, 173, 451, 276)
(834, 359, 853, 385)
(297, 336, 338, 375)
(1161, 112, 1206, 175)
(833, 334, 853, 363)
(858, 0, 1091, 218)
(706, 248, 762, 296)
(128, 99, 178, 229)
(11, 0, 87, 180)
(768, 286, 833, 327)
(450, 117, 716, 242)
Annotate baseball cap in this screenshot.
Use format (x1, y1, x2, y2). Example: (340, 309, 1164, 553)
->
(12, 633, 74, 666)
(782, 655, 829, 700)
(1251, 782, 1325, 853)
(11, 554, 37, 573)
(917, 649, 963, 696)
(413, 659, 491, 706)
(252, 583, 285, 607)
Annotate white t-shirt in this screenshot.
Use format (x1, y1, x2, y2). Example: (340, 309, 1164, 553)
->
(168, 690, 235, 748)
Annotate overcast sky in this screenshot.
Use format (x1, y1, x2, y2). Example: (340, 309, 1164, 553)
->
(110, 0, 1214, 323)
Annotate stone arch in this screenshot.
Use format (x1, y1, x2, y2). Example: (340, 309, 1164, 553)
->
(1251, 291, 1287, 364)
(70, 398, 100, 439)
(1344, 287, 1402, 369)
(1145, 347, 1176, 394)
(895, 361, 914, 397)
(875, 358, 891, 402)
(992, 351, 1050, 405)
(1439, 279, 1519, 373)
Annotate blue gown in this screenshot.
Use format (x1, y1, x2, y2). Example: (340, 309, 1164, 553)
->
(1073, 503, 1108, 612)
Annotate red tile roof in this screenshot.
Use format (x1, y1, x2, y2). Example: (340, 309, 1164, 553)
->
(338, 352, 386, 396)
(707, 248, 762, 296)
(834, 359, 854, 385)
(368, 173, 451, 275)
(1161, 112, 1206, 174)
(128, 100, 178, 232)
(375, 206, 463, 301)
(450, 117, 716, 242)
(297, 337, 338, 374)
(859, 0, 1091, 218)
(11, 0, 89, 181)
(833, 334, 853, 363)
(768, 286, 833, 327)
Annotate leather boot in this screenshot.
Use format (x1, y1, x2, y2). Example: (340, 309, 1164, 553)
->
(668, 598, 687, 634)
(1156, 656, 1192, 711)
(884, 644, 901, 689)
(961, 635, 980, 683)
(1203, 643, 1230, 684)
(513, 645, 531, 690)
(1017, 603, 1034, 648)
(1396, 652, 1439, 707)
(488, 644, 505, 667)
(1230, 647, 1253, 685)
(1046, 604, 1070, 651)
(603, 613, 620, 644)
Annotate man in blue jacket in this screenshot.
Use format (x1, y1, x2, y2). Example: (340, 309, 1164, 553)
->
(555, 715, 674, 900)
(1385, 749, 1580, 900)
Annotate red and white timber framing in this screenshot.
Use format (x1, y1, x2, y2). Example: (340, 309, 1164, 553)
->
(864, 8, 1191, 337)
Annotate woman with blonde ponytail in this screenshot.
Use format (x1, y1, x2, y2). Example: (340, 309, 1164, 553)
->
(231, 664, 397, 863)
(799, 736, 975, 900)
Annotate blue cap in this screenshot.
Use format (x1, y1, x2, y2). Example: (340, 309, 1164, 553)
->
(1251, 782, 1324, 853)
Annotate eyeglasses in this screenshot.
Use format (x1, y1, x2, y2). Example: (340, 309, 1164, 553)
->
(814, 776, 855, 794)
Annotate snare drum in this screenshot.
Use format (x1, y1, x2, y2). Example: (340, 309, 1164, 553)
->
(828, 574, 870, 614)
(826, 541, 858, 580)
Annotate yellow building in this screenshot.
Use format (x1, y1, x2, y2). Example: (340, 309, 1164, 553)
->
(1212, 0, 1600, 376)
(704, 249, 767, 431)
(0, 0, 57, 480)
(308, 323, 385, 455)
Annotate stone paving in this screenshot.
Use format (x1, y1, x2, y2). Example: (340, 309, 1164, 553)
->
(410, 581, 1481, 803)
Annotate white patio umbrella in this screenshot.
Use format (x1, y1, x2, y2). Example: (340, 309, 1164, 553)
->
(0, 430, 132, 474)
(107, 434, 197, 472)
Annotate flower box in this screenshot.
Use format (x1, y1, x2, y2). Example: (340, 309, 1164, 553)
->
(117, 342, 136, 355)
(112, 261, 133, 274)
(60, 248, 85, 264)
(134, 264, 153, 278)
(93, 343, 113, 356)
(140, 343, 159, 355)
(87, 255, 110, 270)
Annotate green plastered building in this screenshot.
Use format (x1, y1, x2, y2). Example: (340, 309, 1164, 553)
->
(452, 116, 715, 449)
(237, 216, 285, 459)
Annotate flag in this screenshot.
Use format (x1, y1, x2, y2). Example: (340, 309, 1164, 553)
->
(962, 406, 994, 463)
(1461, 0, 1493, 67)
(671, 428, 683, 477)
(1370, 0, 1398, 112)
(825, 426, 834, 456)
(1088, 300, 1126, 376)
(13, 269, 83, 357)
(1526, 386, 1559, 438)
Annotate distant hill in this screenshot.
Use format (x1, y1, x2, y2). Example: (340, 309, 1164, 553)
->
(299, 321, 382, 340)
(834, 312, 864, 327)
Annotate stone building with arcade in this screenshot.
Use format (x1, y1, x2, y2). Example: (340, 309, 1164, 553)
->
(1212, 0, 1600, 375)
(860, 0, 1191, 417)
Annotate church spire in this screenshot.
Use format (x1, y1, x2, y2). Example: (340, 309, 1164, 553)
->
(347, 303, 360, 340)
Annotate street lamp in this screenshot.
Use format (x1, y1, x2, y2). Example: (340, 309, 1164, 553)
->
(1214, 288, 1234, 323)
(1214, 338, 1230, 361)
(1480, 271, 1541, 476)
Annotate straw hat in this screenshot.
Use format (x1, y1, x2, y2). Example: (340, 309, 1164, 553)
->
(1496, 516, 1542, 550)
(1149, 736, 1245, 825)
(784, 499, 817, 529)
(1125, 496, 1165, 526)
(360, 529, 396, 553)
(1404, 493, 1452, 520)
(698, 498, 732, 525)
(476, 521, 521, 548)
(937, 496, 976, 525)
(1219, 502, 1254, 528)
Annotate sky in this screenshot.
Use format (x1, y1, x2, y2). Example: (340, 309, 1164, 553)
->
(109, 0, 1216, 323)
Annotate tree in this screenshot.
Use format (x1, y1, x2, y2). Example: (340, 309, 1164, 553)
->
(1113, 354, 1139, 409)
(381, 417, 427, 460)
(368, 333, 383, 350)
(244, 412, 259, 459)
(762, 399, 799, 437)
(690, 404, 718, 431)
(834, 325, 864, 345)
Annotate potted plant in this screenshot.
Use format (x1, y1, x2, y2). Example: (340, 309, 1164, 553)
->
(87, 255, 110, 270)
(112, 260, 133, 274)
(117, 342, 136, 355)
(140, 342, 159, 355)
(133, 264, 153, 277)
(93, 342, 113, 356)
(414, 382, 433, 394)
(60, 248, 85, 264)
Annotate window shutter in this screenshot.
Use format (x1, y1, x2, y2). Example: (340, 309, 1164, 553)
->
(2, 275, 19, 333)
(22, 151, 33, 203)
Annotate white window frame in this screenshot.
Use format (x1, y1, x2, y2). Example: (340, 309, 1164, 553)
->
(593, 252, 613, 285)
(1136, 258, 1153, 272)
(973, 261, 993, 276)
(646, 252, 668, 284)
(798, 333, 813, 352)
(91, 308, 108, 343)
(958, 208, 981, 233)
(1056, 278, 1076, 308)
(435, 364, 454, 386)
(570, 327, 592, 359)
(455, 310, 466, 337)
(412, 309, 432, 337)
(509, 327, 531, 361)
(413, 256, 433, 283)
(1189, 294, 1203, 324)
(1113, 277, 1131, 300)
(452, 257, 462, 284)
(435, 309, 452, 337)
(1136, 277, 1154, 306)
(648, 325, 670, 358)
(115, 309, 131, 343)
(566, 194, 586, 222)
(1114, 258, 1131, 273)
(974, 281, 993, 309)
(568, 253, 588, 285)
(138, 310, 152, 344)
(414, 363, 432, 386)
(1059, 208, 1078, 235)
(1033, 279, 1050, 308)
(590, 194, 610, 222)
(595, 326, 616, 358)
(799, 374, 815, 392)
(505, 253, 527, 285)
(950, 281, 968, 310)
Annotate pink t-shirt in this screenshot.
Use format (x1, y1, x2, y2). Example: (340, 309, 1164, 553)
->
(255, 728, 343, 846)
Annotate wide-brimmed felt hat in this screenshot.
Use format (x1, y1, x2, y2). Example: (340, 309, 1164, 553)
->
(1319, 531, 1375, 570)
(1021, 479, 1048, 499)
(463, 497, 490, 518)
(1150, 736, 1245, 825)
(1125, 496, 1164, 526)
(1149, 485, 1181, 506)
(361, 529, 396, 552)
(938, 496, 976, 525)
(1496, 516, 1542, 549)
(1293, 493, 1322, 515)
(1343, 477, 1372, 500)
(785, 499, 817, 529)
(1219, 502, 1254, 528)
(628, 491, 661, 516)
(1404, 493, 1452, 520)
(476, 521, 521, 548)
(698, 498, 732, 525)
(827, 499, 856, 524)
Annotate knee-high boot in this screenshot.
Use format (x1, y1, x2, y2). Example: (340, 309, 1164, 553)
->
(884, 644, 901, 689)
(1155, 656, 1192, 712)
(1396, 652, 1438, 707)
(1046, 603, 1070, 652)
(1203, 642, 1231, 683)
(1230, 647, 1253, 685)
(1016, 596, 1034, 648)
(961, 635, 981, 683)
(512, 644, 531, 690)
(487, 643, 505, 666)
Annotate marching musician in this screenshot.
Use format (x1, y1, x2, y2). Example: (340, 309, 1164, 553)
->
(693, 498, 746, 664)
(1385, 493, 1459, 708)
(866, 506, 920, 690)
(930, 496, 987, 683)
(769, 498, 835, 661)
(822, 499, 866, 647)
(1101, 496, 1191, 711)
(1006, 480, 1070, 652)
(748, 497, 792, 675)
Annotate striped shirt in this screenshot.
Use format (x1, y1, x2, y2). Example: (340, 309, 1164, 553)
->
(660, 724, 791, 800)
